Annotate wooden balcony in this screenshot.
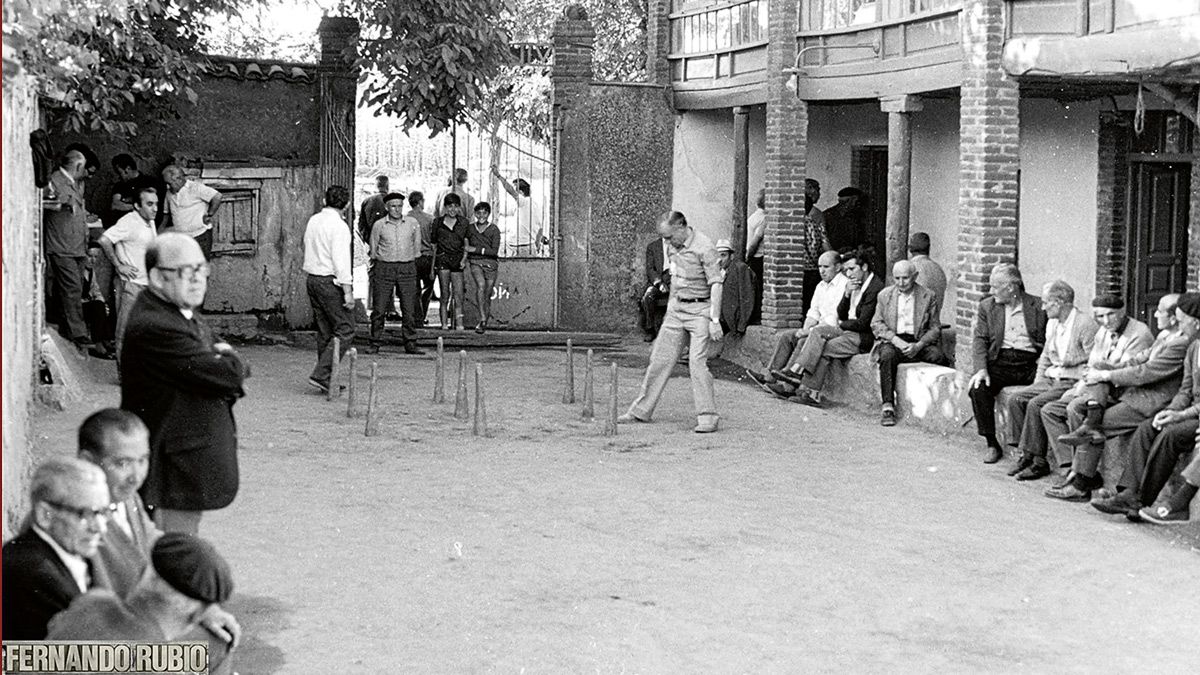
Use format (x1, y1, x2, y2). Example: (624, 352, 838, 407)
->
(668, 0, 770, 109)
(793, 3, 963, 100)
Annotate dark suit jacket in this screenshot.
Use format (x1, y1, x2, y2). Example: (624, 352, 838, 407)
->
(121, 291, 246, 511)
(2, 529, 87, 640)
(972, 292, 1047, 372)
(720, 259, 755, 335)
(644, 238, 670, 290)
(836, 273, 885, 352)
(871, 283, 942, 349)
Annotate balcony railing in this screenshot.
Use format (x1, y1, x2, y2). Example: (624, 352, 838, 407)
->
(799, 0, 959, 32)
(1007, 0, 1200, 38)
(668, 0, 771, 106)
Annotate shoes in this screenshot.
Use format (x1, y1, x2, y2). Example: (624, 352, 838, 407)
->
(88, 345, 116, 360)
(772, 369, 803, 386)
(982, 445, 1003, 464)
(880, 407, 896, 427)
(766, 382, 796, 399)
(1050, 470, 1075, 489)
(364, 344, 380, 355)
(1043, 482, 1091, 502)
(307, 378, 345, 394)
(1091, 490, 1142, 516)
(1014, 461, 1052, 481)
(616, 412, 649, 424)
(693, 420, 719, 433)
(789, 389, 822, 408)
(404, 343, 425, 355)
(1006, 453, 1034, 476)
(1138, 505, 1190, 525)
(745, 369, 775, 386)
(1057, 425, 1104, 447)
(475, 323, 485, 334)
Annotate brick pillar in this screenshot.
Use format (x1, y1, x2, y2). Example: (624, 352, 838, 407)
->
(955, 0, 1020, 373)
(1095, 111, 1131, 296)
(763, 0, 808, 329)
(552, 6, 595, 110)
(317, 17, 360, 192)
(645, 0, 672, 86)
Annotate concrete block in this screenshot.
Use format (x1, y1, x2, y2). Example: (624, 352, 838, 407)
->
(205, 313, 261, 340)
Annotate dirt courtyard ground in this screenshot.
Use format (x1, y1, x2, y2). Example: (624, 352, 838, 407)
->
(31, 339, 1200, 673)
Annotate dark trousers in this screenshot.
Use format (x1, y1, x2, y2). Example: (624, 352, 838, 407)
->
(969, 348, 1038, 438)
(640, 287, 668, 336)
(370, 261, 419, 345)
(307, 274, 354, 386)
(48, 253, 88, 342)
(417, 255, 435, 324)
(193, 229, 214, 260)
(1136, 418, 1199, 502)
(749, 256, 763, 325)
(1007, 379, 1076, 458)
(877, 336, 947, 405)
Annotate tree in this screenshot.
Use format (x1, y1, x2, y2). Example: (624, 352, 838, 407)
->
(3, 0, 245, 136)
(344, 0, 515, 137)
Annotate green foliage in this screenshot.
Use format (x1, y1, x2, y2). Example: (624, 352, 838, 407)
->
(346, 0, 515, 137)
(4, 0, 242, 136)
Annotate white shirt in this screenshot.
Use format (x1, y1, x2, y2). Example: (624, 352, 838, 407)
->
(165, 179, 220, 237)
(102, 211, 157, 285)
(806, 272, 848, 327)
(848, 272, 876, 320)
(110, 501, 134, 539)
(302, 207, 353, 286)
(896, 290, 916, 335)
(506, 195, 544, 252)
(1044, 307, 1078, 379)
(32, 525, 89, 593)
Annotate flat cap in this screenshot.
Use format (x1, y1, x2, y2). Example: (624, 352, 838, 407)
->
(1092, 294, 1124, 309)
(715, 238, 733, 252)
(1177, 293, 1200, 320)
(151, 533, 234, 603)
(383, 192, 406, 204)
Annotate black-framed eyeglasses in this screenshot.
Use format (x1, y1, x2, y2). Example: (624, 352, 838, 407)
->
(156, 263, 211, 280)
(43, 499, 117, 524)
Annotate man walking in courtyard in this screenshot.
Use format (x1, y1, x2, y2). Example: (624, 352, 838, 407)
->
(619, 211, 724, 433)
(304, 186, 356, 391)
(121, 233, 247, 535)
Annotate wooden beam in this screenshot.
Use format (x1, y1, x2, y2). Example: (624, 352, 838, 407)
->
(732, 106, 751, 260)
(881, 96, 921, 278)
(1144, 83, 1199, 129)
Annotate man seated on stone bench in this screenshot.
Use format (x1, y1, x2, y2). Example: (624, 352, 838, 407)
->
(747, 250, 846, 390)
(1004, 282, 1099, 480)
(1042, 293, 1192, 502)
(870, 260, 947, 426)
(1092, 317, 1200, 522)
(762, 249, 883, 406)
(1133, 422, 1200, 524)
(1032, 294, 1154, 483)
(967, 263, 1047, 464)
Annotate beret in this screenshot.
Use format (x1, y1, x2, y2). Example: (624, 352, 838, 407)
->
(382, 192, 406, 204)
(1092, 294, 1124, 309)
(1177, 293, 1200, 320)
(837, 187, 864, 198)
(151, 533, 234, 603)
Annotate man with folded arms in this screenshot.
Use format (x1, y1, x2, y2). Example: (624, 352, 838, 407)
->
(1005, 282, 1098, 480)
(1044, 293, 1192, 501)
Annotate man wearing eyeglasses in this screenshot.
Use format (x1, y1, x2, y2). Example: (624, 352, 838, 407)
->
(121, 232, 247, 535)
(2, 457, 113, 640)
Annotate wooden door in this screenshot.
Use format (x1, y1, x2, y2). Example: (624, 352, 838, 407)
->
(1127, 161, 1190, 324)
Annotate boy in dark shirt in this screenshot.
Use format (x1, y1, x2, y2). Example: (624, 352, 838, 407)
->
(466, 202, 501, 333)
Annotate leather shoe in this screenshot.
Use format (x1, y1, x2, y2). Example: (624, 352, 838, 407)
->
(766, 382, 796, 399)
(1014, 461, 1052, 481)
(616, 412, 649, 424)
(1050, 470, 1075, 489)
(1091, 490, 1142, 516)
(789, 389, 822, 408)
(693, 420, 718, 433)
(880, 408, 896, 427)
(982, 445, 1003, 464)
(1044, 483, 1091, 502)
(1006, 454, 1034, 476)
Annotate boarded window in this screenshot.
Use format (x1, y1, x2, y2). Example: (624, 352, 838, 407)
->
(211, 188, 259, 256)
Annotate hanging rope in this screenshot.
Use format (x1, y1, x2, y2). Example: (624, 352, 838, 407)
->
(1133, 82, 1146, 135)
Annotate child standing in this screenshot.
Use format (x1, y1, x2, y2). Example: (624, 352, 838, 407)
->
(433, 194, 470, 330)
(466, 202, 501, 334)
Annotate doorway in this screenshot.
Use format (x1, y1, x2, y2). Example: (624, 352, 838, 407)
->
(1126, 160, 1191, 324)
(851, 145, 888, 267)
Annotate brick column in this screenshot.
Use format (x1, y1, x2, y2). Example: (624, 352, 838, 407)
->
(1095, 112, 1131, 296)
(645, 0, 672, 86)
(317, 17, 360, 192)
(955, 0, 1020, 373)
(763, 0, 808, 329)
